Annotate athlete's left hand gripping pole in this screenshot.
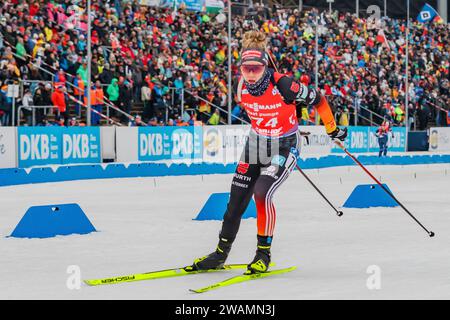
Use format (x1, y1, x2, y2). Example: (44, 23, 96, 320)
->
(333, 139, 435, 237)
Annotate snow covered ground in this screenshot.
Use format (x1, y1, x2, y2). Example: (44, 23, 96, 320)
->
(1, 163, 449, 300)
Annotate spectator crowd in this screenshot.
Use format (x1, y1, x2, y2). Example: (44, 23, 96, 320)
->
(0, 0, 448, 129)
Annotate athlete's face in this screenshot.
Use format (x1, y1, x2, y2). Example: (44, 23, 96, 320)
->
(240, 62, 266, 84)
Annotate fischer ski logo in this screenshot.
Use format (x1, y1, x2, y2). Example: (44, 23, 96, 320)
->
(84, 264, 250, 286)
(101, 275, 136, 284)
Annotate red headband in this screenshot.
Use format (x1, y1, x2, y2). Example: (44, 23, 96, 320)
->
(240, 49, 268, 66)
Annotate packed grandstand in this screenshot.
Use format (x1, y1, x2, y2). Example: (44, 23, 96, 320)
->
(0, 0, 448, 129)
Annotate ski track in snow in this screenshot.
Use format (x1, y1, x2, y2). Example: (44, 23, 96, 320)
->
(1, 163, 449, 299)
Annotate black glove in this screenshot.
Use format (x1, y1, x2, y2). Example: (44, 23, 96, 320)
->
(328, 127, 348, 142)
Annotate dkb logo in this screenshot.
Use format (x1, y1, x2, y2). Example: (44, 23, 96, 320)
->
(20, 134, 51, 160)
(140, 133, 164, 156)
(172, 130, 194, 157)
(63, 134, 90, 159)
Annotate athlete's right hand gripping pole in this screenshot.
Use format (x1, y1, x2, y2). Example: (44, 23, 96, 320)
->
(333, 139, 435, 238)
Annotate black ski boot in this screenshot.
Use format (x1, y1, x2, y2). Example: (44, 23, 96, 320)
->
(193, 237, 233, 270)
(247, 235, 272, 273)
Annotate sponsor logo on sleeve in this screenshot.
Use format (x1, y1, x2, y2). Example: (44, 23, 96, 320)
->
(237, 161, 250, 174)
(271, 155, 286, 167)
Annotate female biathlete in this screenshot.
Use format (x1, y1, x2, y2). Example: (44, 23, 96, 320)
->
(192, 30, 347, 274)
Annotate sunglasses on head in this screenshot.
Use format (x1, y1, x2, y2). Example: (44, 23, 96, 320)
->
(240, 64, 266, 74)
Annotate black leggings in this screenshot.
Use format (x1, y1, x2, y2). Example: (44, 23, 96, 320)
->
(220, 130, 301, 240)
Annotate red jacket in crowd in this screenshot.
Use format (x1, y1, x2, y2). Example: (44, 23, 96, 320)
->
(51, 88, 66, 113)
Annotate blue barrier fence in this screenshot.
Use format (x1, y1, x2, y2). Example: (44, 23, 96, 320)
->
(1, 154, 449, 188)
(6, 125, 408, 169)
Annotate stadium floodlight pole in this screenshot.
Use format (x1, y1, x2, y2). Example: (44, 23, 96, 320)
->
(356, 0, 359, 18)
(86, 0, 92, 126)
(333, 139, 435, 237)
(227, 0, 232, 125)
(327, 0, 334, 14)
(384, 0, 387, 17)
(314, 14, 318, 91)
(405, 0, 409, 147)
(442, 0, 448, 22)
(314, 12, 319, 125)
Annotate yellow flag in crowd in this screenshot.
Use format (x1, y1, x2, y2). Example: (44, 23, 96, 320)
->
(215, 49, 226, 65)
(218, 79, 227, 94)
(233, 49, 239, 60)
(44, 27, 53, 42)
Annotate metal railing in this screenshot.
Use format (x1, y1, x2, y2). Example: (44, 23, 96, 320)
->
(4, 41, 136, 125)
(18, 79, 54, 98)
(346, 95, 400, 127)
(349, 104, 386, 127)
(358, 104, 388, 126)
(67, 95, 123, 126)
(17, 105, 58, 126)
(16, 100, 125, 127)
(4, 39, 71, 81)
(179, 88, 251, 125)
(325, 95, 387, 127)
(427, 100, 449, 128)
(7, 48, 56, 81)
(427, 100, 448, 113)
(103, 96, 147, 126)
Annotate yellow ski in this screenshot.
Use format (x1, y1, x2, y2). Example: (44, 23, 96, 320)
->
(189, 266, 297, 293)
(84, 264, 248, 286)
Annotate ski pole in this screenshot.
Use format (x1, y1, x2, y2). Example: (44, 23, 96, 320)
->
(333, 140, 435, 237)
(295, 164, 343, 217)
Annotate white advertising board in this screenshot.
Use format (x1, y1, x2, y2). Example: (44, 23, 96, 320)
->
(0, 127, 17, 168)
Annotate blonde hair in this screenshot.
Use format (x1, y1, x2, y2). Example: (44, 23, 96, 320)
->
(242, 30, 267, 51)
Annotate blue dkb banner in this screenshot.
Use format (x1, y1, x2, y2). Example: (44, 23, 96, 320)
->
(368, 127, 407, 153)
(331, 126, 369, 154)
(62, 127, 101, 164)
(18, 127, 101, 168)
(138, 126, 203, 161)
(331, 126, 407, 153)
